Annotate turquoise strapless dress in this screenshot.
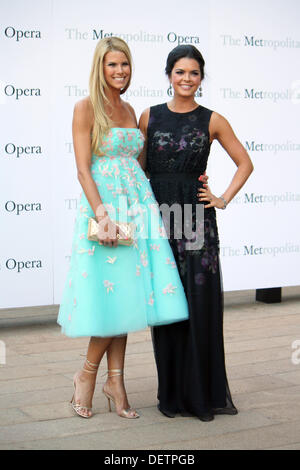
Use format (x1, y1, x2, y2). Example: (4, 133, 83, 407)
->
(57, 128, 188, 337)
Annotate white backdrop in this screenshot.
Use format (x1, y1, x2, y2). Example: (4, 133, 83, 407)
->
(0, 0, 299, 309)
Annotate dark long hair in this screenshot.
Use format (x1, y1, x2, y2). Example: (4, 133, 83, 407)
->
(165, 45, 205, 80)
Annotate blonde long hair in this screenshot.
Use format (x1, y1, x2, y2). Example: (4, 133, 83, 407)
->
(89, 37, 132, 154)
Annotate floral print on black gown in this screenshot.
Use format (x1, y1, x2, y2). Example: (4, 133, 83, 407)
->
(147, 103, 237, 419)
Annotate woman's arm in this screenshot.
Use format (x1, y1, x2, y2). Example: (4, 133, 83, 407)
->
(199, 112, 254, 209)
(73, 98, 107, 219)
(73, 98, 118, 246)
(138, 108, 150, 171)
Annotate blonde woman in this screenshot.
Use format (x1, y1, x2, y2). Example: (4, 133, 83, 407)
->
(57, 38, 189, 419)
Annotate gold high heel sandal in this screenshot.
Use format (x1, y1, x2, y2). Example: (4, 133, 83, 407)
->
(70, 358, 99, 419)
(102, 369, 140, 419)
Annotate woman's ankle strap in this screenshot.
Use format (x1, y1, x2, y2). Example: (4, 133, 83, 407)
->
(81, 357, 100, 374)
(86, 358, 100, 368)
(103, 369, 123, 378)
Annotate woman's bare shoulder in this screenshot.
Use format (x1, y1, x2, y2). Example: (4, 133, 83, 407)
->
(73, 97, 94, 126)
(209, 111, 233, 140)
(140, 108, 150, 127)
(74, 96, 93, 114)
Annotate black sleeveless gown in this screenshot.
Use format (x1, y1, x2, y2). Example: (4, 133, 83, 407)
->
(147, 103, 237, 420)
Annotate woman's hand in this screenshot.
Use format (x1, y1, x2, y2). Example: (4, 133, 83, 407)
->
(96, 215, 119, 247)
(198, 173, 209, 185)
(95, 206, 120, 247)
(198, 184, 226, 209)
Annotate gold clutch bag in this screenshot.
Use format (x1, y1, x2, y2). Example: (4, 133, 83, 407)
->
(87, 217, 135, 246)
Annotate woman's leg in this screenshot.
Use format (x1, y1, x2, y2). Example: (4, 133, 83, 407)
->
(73, 336, 113, 417)
(103, 336, 138, 417)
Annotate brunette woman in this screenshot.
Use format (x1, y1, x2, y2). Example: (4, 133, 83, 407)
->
(139, 45, 253, 421)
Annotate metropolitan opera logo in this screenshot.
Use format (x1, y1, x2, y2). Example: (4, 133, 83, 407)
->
(5, 200, 42, 215)
(4, 85, 41, 100)
(220, 33, 300, 50)
(6, 258, 42, 272)
(65, 27, 202, 47)
(245, 140, 300, 154)
(229, 191, 300, 206)
(4, 26, 41, 41)
(220, 243, 300, 258)
(4, 143, 42, 158)
(220, 87, 294, 102)
(65, 28, 164, 42)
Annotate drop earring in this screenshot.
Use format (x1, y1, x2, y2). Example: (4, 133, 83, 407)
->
(167, 83, 174, 97)
(198, 86, 203, 97)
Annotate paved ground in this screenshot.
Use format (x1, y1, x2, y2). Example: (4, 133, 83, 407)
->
(0, 287, 300, 450)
